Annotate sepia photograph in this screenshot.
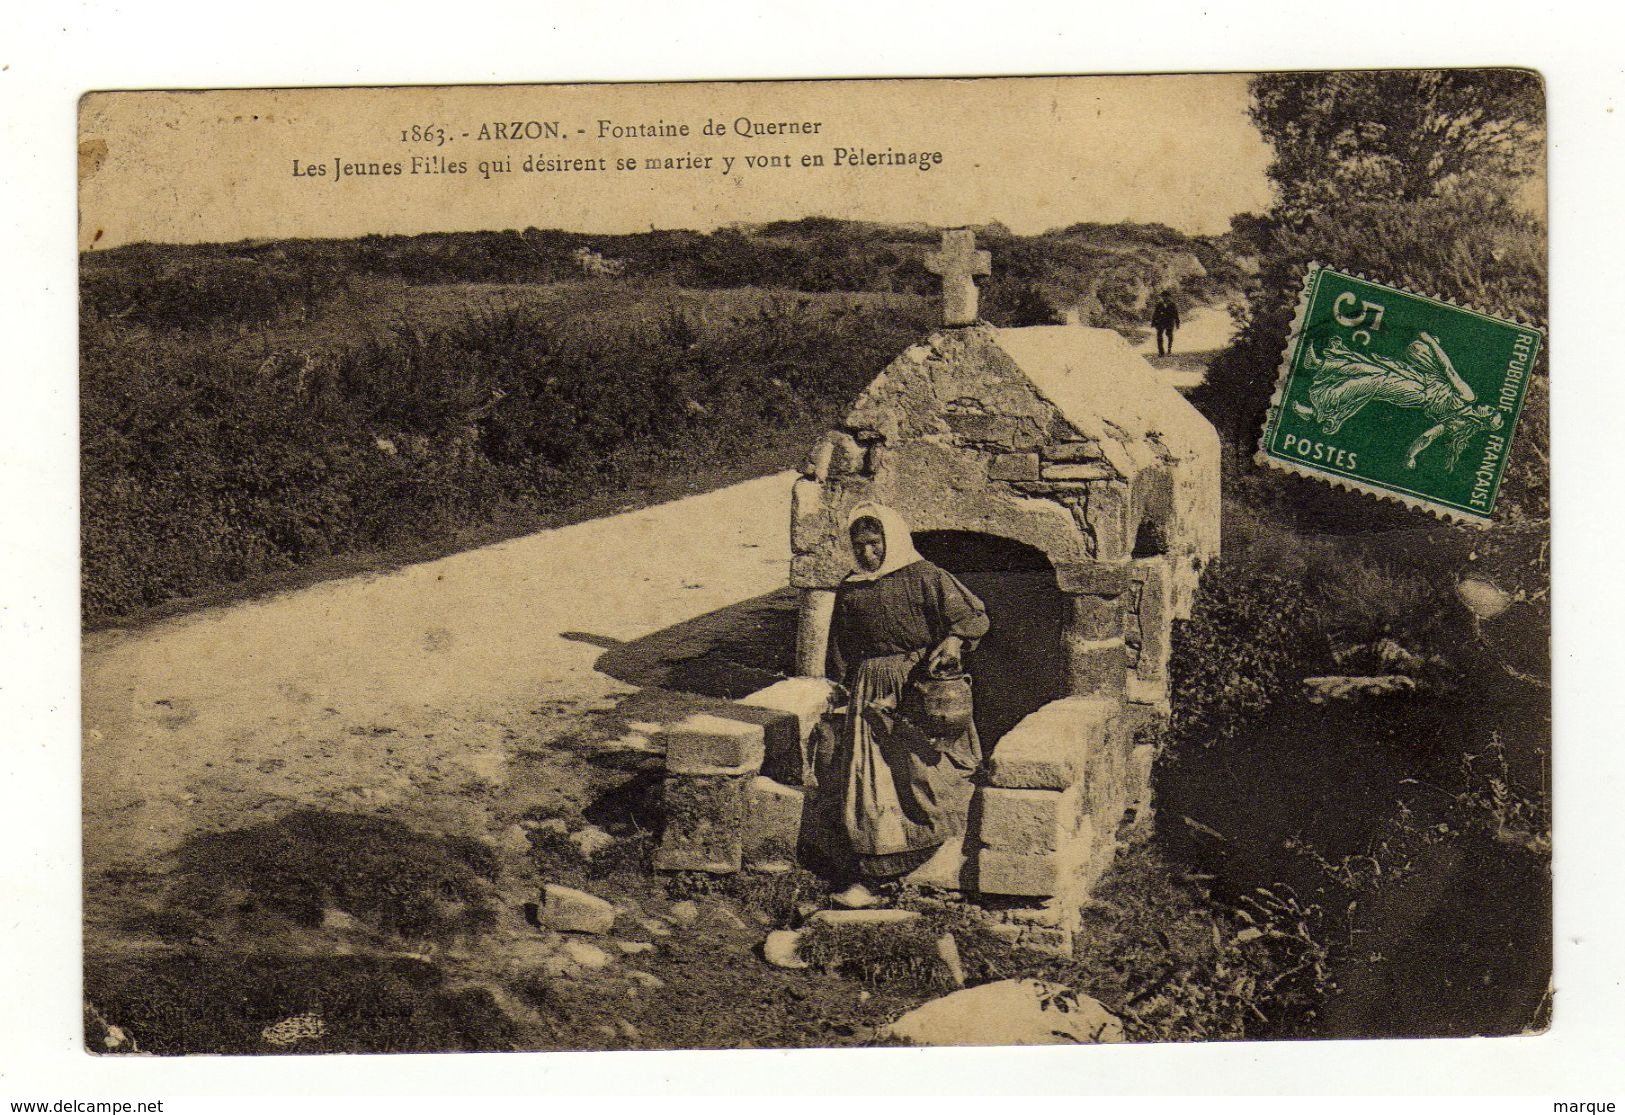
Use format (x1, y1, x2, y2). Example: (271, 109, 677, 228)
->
(75, 70, 1551, 1057)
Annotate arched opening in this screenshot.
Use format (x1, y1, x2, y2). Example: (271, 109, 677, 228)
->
(912, 530, 1068, 748)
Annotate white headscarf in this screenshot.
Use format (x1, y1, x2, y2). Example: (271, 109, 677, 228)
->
(844, 502, 924, 582)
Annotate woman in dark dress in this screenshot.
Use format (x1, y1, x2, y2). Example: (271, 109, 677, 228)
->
(823, 503, 990, 907)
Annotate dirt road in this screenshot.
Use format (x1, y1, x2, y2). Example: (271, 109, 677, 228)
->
(1134, 304, 1234, 389)
(82, 471, 798, 871)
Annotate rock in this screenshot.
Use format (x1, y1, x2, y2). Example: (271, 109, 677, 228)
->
(540, 884, 617, 935)
(530, 817, 569, 836)
(260, 1013, 327, 1047)
(541, 954, 582, 979)
(626, 970, 666, 989)
(615, 940, 656, 955)
(749, 859, 795, 875)
(883, 980, 1124, 1046)
(637, 916, 672, 938)
(712, 907, 751, 932)
(616, 1018, 642, 1042)
(1303, 675, 1420, 704)
(936, 933, 967, 988)
(560, 939, 615, 970)
(807, 908, 922, 928)
(570, 825, 617, 858)
(763, 929, 809, 969)
(500, 823, 532, 856)
(320, 907, 361, 932)
(667, 900, 700, 926)
(1457, 577, 1513, 620)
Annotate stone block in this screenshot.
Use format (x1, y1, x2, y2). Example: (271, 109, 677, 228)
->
(988, 452, 1040, 482)
(1041, 462, 1115, 482)
(1066, 592, 1125, 641)
(986, 697, 1113, 790)
(790, 549, 854, 590)
(744, 776, 805, 866)
(739, 676, 836, 785)
(979, 784, 1085, 856)
(975, 849, 1062, 898)
(827, 431, 867, 477)
(1015, 925, 1075, 956)
(1042, 440, 1106, 464)
(1054, 561, 1132, 595)
(661, 713, 766, 775)
(1125, 674, 1168, 708)
(793, 590, 837, 682)
(800, 436, 835, 482)
(1085, 481, 1135, 561)
(654, 773, 749, 873)
(1065, 633, 1127, 696)
(944, 412, 1018, 445)
(1130, 558, 1174, 683)
(790, 478, 836, 553)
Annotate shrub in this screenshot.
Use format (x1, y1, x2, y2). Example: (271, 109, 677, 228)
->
(1166, 560, 1326, 749)
(165, 809, 502, 941)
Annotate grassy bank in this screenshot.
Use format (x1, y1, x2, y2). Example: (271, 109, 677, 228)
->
(82, 284, 933, 626)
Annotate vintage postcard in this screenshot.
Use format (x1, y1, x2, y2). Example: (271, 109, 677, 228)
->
(79, 71, 1549, 1054)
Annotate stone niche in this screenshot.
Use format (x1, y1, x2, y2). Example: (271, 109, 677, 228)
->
(654, 254, 1220, 952)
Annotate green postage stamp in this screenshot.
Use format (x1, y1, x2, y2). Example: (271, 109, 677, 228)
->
(1258, 265, 1543, 523)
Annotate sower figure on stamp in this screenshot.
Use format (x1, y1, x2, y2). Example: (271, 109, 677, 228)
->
(1290, 331, 1506, 471)
(1151, 290, 1181, 356)
(817, 504, 989, 910)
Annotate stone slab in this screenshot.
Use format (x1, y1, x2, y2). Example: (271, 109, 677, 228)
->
(1130, 557, 1174, 683)
(985, 696, 1113, 790)
(808, 908, 922, 927)
(1042, 462, 1116, 482)
(881, 979, 1123, 1046)
(661, 713, 766, 776)
(988, 452, 1041, 482)
(739, 677, 836, 785)
(1041, 440, 1106, 464)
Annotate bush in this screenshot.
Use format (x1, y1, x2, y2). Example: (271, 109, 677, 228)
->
(81, 292, 931, 624)
(1166, 559, 1326, 749)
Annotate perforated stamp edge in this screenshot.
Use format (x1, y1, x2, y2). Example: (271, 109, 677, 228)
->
(1255, 262, 1545, 528)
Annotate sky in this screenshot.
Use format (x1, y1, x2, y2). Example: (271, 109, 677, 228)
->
(78, 75, 1276, 250)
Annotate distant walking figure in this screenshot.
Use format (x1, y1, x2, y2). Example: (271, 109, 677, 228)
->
(1151, 291, 1181, 356)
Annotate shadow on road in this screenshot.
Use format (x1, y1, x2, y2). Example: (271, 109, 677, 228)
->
(581, 588, 800, 700)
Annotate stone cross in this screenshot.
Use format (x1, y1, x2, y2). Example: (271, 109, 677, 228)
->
(925, 228, 992, 327)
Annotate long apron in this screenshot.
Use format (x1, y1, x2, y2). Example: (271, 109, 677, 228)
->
(841, 649, 975, 880)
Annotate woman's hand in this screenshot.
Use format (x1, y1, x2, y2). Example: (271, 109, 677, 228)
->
(926, 635, 964, 677)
